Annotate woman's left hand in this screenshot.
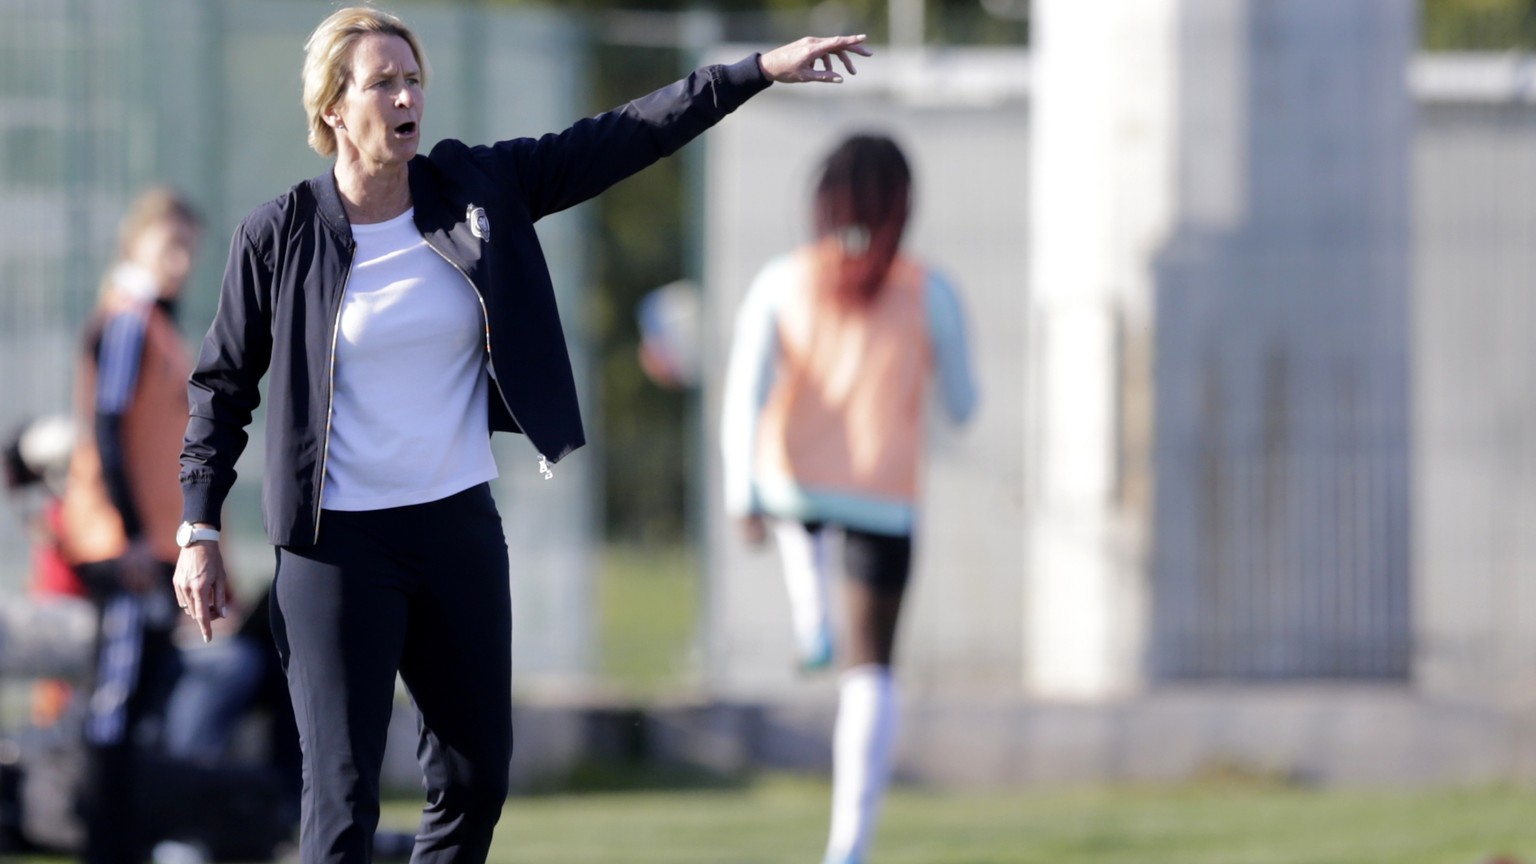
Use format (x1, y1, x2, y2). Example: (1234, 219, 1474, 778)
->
(760, 35, 871, 85)
(173, 540, 229, 644)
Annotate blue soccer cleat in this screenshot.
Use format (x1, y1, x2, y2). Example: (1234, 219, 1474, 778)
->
(798, 624, 835, 673)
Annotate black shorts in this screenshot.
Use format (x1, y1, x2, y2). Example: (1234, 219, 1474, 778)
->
(802, 522, 912, 593)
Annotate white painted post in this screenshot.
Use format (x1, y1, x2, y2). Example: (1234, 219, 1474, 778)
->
(1025, 0, 1178, 698)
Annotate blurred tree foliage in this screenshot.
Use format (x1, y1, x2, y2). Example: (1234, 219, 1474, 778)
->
(1424, 0, 1536, 50)
(586, 42, 697, 545)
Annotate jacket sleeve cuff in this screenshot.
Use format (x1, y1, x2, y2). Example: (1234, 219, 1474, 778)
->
(181, 480, 224, 530)
(723, 53, 772, 94)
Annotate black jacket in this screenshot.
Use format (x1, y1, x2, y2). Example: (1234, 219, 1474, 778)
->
(181, 55, 770, 547)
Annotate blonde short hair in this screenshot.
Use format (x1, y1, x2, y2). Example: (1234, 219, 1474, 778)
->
(301, 6, 430, 158)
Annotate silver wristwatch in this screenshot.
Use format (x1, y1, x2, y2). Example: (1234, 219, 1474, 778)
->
(175, 522, 221, 548)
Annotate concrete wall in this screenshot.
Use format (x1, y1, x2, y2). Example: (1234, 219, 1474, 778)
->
(692, 13, 1536, 788)
(701, 2, 1417, 701)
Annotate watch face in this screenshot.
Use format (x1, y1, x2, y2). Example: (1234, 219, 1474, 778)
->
(176, 523, 191, 546)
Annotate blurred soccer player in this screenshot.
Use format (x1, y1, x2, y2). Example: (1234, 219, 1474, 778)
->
(56, 186, 203, 864)
(722, 134, 978, 864)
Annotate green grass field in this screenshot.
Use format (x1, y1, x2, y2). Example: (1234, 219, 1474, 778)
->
(384, 777, 1536, 864)
(582, 547, 1536, 863)
(16, 777, 1536, 863)
(597, 544, 703, 697)
(580, 548, 1536, 864)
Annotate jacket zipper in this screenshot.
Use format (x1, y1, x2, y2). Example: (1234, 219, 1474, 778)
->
(313, 251, 354, 541)
(422, 237, 553, 481)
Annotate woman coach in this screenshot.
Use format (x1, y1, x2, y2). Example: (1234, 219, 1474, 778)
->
(172, 6, 868, 862)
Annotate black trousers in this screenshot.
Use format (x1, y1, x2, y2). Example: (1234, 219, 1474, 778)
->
(271, 483, 512, 864)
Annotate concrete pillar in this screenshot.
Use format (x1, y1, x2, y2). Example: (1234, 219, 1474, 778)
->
(1024, 0, 1178, 698)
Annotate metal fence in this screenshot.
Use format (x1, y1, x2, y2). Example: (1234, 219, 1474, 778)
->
(1149, 54, 1536, 683)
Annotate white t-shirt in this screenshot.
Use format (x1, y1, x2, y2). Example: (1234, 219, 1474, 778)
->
(322, 208, 499, 511)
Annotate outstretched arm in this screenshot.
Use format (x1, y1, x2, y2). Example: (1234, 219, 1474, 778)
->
(490, 35, 874, 222)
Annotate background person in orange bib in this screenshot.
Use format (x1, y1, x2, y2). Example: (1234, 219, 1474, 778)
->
(56, 186, 203, 864)
(721, 134, 978, 864)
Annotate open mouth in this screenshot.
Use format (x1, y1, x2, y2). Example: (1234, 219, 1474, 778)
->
(395, 121, 417, 136)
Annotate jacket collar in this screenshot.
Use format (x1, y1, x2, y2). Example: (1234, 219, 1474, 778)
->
(308, 158, 436, 241)
(307, 157, 481, 277)
(309, 168, 352, 242)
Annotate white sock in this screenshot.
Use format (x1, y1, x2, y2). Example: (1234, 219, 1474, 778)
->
(772, 521, 833, 665)
(826, 664, 898, 864)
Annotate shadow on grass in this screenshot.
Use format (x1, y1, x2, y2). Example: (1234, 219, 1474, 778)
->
(535, 757, 754, 795)
(517, 699, 767, 797)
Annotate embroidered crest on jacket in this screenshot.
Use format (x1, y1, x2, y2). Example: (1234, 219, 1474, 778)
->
(467, 204, 490, 241)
